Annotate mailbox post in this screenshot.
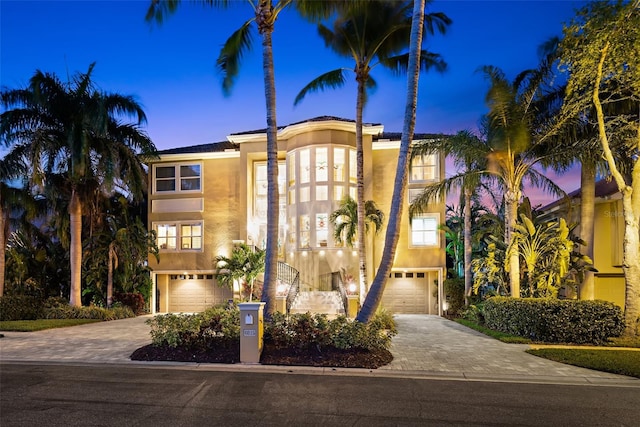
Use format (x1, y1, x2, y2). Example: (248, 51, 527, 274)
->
(239, 302, 265, 364)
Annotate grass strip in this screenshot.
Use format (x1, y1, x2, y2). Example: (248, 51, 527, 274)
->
(454, 318, 531, 343)
(0, 318, 101, 332)
(526, 348, 640, 379)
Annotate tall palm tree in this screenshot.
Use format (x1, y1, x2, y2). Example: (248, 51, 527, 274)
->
(295, 0, 450, 299)
(146, 0, 338, 316)
(410, 130, 491, 305)
(0, 64, 156, 306)
(479, 64, 567, 298)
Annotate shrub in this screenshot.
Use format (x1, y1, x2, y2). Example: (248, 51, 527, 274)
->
(461, 303, 484, 324)
(264, 311, 397, 352)
(483, 297, 625, 344)
(444, 277, 465, 315)
(114, 292, 146, 315)
(43, 305, 134, 320)
(146, 303, 240, 348)
(0, 295, 44, 321)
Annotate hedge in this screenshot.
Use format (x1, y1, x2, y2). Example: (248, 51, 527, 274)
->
(483, 297, 625, 344)
(0, 295, 135, 321)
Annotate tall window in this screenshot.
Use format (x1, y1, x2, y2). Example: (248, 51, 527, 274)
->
(154, 163, 202, 193)
(288, 154, 295, 186)
(156, 222, 203, 251)
(300, 149, 310, 183)
(316, 147, 328, 182)
(334, 148, 345, 181)
(410, 154, 438, 182)
(349, 149, 357, 183)
(300, 215, 310, 248)
(253, 162, 285, 221)
(316, 213, 328, 247)
(410, 214, 439, 247)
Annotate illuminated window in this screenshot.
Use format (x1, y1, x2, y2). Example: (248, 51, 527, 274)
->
(300, 215, 310, 248)
(180, 224, 202, 250)
(154, 163, 201, 193)
(410, 214, 439, 247)
(289, 188, 296, 205)
(349, 149, 357, 183)
(155, 222, 203, 251)
(253, 161, 286, 222)
(300, 149, 310, 184)
(349, 187, 357, 200)
(300, 187, 310, 203)
(410, 154, 438, 182)
(316, 186, 328, 201)
(316, 147, 328, 182)
(288, 217, 296, 246)
(334, 148, 345, 182)
(316, 213, 328, 247)
(288, 154, 295, 186)
(334, 186, 345, 201)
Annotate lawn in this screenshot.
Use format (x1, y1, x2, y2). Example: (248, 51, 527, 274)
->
(526, 348, 640, 379)
(455, 318, 640, 378)
(0, 319, 101, 332)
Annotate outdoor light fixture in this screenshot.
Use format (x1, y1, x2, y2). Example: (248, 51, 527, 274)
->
(352, 250, 357, 256)
(348, 282, 357, 294)
(337, 250, 343, 257)
(319, 250, 325, 257)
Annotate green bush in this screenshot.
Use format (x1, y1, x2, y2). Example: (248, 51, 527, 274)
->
(264, 312, 397, 351)
(461, 303, 484, 324)
(146, 303, 240, 348)
(0, 295, 44, 321)
(444, 277, 465, 315)
(483, 297, 625, 344)
(43, 305, 134, 320)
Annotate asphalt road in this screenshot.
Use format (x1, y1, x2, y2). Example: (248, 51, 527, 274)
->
(1, 363, 639, 426)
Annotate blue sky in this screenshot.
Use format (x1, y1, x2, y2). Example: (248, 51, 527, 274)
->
(1, 0, 586, 204)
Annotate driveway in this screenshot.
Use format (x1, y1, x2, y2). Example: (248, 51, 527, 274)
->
(1, 314, 638, 385)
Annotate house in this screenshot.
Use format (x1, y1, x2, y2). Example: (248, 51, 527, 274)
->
(146, 116, 446, 316)
(542, 178, 626, 308)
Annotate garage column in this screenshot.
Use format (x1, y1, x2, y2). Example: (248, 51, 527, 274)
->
(239, 302, 265, 364)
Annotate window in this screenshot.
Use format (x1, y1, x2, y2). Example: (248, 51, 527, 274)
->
(334, 148, 345, 181)
(349, 149, 357, 183)
(300, 187, 310, 203)
(155, 222, 203, 251)
(316, 213, 328, 247)
(410, 154, 438, 182)
(180, 224, 202, 250)
(300, 149, 310, 183)
(316, 186, 328, 201)
(300, 215, 310, 248)
(253, 161, 286, 221)
(288, 154, 296, 186)
(154, 163, 201, 193)
(334, 186, 345, 201)
(410, 214, 439, 247)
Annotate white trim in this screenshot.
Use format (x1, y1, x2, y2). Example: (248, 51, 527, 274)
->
(152, 220, 204, 252)
(228, 120, 385, 144)
(151, 151, 240, 162)
(152, 162, 203, 194)
(409, 213, 441, 248)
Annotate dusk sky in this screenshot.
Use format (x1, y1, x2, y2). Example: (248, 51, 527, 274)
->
(1, 0, 587, 205)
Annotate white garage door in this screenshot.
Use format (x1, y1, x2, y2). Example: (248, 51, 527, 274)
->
(169, 276, 232, 312)
(382, 271, 438, 314)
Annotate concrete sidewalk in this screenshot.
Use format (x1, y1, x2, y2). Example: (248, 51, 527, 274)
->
(1, 314, 638, 386)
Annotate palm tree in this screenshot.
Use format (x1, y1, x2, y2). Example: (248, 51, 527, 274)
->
(479, 64, 567, 298)
(215, 243, 265, 301)
(146, 0, 338, 316)
(0, 64, 156, 306)
(410, 130, 490, 305)
(295, 0, 450, 299)
(329, 196, 384, 247)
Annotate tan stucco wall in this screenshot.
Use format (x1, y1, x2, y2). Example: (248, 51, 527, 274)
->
(592, 199, 625, 308)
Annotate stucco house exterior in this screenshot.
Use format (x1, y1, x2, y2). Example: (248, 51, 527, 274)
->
(146, 116, 446, 316)
(542, 178, 626, 308)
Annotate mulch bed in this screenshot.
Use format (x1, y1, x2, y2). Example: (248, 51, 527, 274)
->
(131, 340, 393, 369)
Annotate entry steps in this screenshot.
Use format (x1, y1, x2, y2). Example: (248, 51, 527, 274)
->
(289, 291, 345, 317)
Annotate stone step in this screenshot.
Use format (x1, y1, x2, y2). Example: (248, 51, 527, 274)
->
(290, 291, 344, 316)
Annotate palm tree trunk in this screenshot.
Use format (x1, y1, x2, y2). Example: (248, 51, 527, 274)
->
(579, 160, 596, 300)
(505, 188, 520, 298)
(357, 0, 425, 323)
(69, 188, 82, 306)
(0, 203, 6, 297)
(107, 244, 114, 308)
(258, 0, 278, 318)
(355, 71, 367, 304)
(463, 188, 472, 305)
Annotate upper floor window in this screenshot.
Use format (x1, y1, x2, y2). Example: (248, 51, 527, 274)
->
(410, 214, 439, 247)
(155, 222, 203, 251)
(349, 149, 357, 183)
(154, 163, 202, 193)
(253, 161, 285, 222)
(410, 154, 438, 182)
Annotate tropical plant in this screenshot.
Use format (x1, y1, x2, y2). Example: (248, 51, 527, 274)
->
(215, 243, 265, 301)
(559, 0, 640, 337)
(295, 0, 450, 302)
(329, 196, 384, 247)
(0, 64, 156, 306)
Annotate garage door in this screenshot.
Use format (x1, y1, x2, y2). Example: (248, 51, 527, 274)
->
(169, 276, 232, 312)
(382, 271, 438, 314)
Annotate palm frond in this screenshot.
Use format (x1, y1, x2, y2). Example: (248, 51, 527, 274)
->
(294, 68, 349, 106)
(216, 19, 255, 97)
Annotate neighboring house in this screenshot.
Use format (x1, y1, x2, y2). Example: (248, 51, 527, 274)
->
(147, 116, 446, 315)
(541, 178, 626, 308)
